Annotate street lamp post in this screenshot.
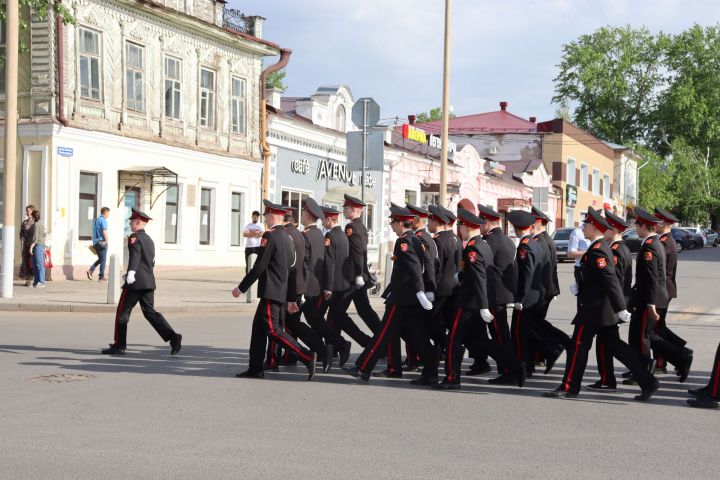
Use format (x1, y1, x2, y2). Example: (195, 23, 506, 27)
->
(439, 0, 451, 206)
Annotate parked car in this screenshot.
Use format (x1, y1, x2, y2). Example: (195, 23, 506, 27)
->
(622, 228, 642, 253)
(681, 227, 705, 248)
(702, 228, 718, 247)
(550, 227, 574, 262)
(623, 228, 685, 253)
(671, 227, 693, 252)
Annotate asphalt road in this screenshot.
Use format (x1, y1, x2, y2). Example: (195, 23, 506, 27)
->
(2, 246, 719, 479)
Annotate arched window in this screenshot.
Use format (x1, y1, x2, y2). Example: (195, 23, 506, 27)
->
(335, 105, 346, 132)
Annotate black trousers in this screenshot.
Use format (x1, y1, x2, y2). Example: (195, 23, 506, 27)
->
(487, 305, 513, 374)
(654, 303, 687, 368)
(562, 322, 656, 394)
(328, 289, 371, 347)
(112, 288, 176, 350)
(629, 307, 688, 368)
(343, 287, 382, 334)
(446, 307, 522, 384)
(511, 308, 552, 374)
(534, 299, 572, 351)
(284, 296, 325, 356)
(248, 299, 312, 373)
(387, 308, 439, 377)
(703, 341, 720, 400)
(303, 295, 345, 349)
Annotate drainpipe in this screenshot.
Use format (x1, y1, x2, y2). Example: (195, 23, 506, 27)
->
(55, 0, 68, 126)
(260, 48, 291, 199)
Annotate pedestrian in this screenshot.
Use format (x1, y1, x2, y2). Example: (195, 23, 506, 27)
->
(29, 209, 47, 288)
(87, 207, 110, 281)
(543, 207, 658, 401)
(101, 209, 182, 356)
(233, 200, 317, 380)
(243, 210, 264, 273)
(567, 217, 590, 308)
(19, 204, 36, 287)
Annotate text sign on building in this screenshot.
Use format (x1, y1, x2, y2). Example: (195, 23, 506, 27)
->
(290, 157, 310, 175)
(566, 184, 578, 208)
(402, 124, 428, 144)
(57, 146, 73, 157)
(316, 158, 376, 189)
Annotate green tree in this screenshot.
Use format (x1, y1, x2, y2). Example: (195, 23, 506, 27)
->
(552, 26, 669, 145)
(635, 145, 675, 211)
(0, 1, 75, 58)
(667, 139, 720, 224)
(416, 107, 455, 123)
(265, 70, 287, 92)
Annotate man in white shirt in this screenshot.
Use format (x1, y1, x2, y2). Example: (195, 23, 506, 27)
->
(243, 210, 264, 272)
(567, 218, 590, 307)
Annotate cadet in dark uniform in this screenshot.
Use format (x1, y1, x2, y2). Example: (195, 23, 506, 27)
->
(344, 206, 437, 385)
(588, 209, 634, 391)
(301, 198, 352, 370)
(102, 209, 182, 355)
(544, 208, 658, 400)
(233, 200, 317, 380)
(321, 206, 371, 348)
(435, 209, 525, 390)
(654, 207, 689, 373)
(626, 208, 693, 382)
(687, 342, 720, 409)
(340, 194, 382, 335)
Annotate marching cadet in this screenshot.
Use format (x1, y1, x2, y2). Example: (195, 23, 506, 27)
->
(340, 194, 382, 335)
(344, 206, 437, 385)
(544, 208, 658, 400)
(435, 209, 525, 390)
(102, 208, 182, 355)
(301, 198, 352, 370)
(233, 200, 317, 380)
(588, 209, 634, 391)
(687, 341, 720, 409)
(321, 206, 371, 348)
(626, 208, 693, 383)
(477, 204, 520, 384)
(654, 207, 690, 373)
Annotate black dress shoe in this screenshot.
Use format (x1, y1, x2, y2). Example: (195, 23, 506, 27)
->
(338, 341, 351, 368)
(170, 334, 182, 355)
(262, 363, 280, 372)
(586, 381, 617, 392)
(488, 374, 517, 385)
(687, 397, 719, 409)
(688, 387, 710, 397)
(678, 355, 693, 383)
(410, 376, 438, 386)
(305, 353, 317, 381)
(323, 344, 334, 373)
(516, 368, 527, 388)
(621, 371, 634, 378)
(544, 349, 563, 375)
(543, 388, 578, 399)
(235, 370, 264, 379)
(101, 345, 125, 355)
(402, 360, 419, 372)
(622, 377, 637, 385)
(634, 380, 660, 401)
(433, 379, 461, 390)
(343, 366, 370, 383)
(373, 369, 403, 378)
(466, 361, 492, 376)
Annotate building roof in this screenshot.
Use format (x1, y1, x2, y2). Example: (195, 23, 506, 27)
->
(414, 102, 537, 135)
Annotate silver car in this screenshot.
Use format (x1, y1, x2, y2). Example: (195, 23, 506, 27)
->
(550, 228, 574, 262)
(703, 228, 719, 247)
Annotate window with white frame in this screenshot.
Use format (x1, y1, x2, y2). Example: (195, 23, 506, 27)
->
(231, 77, 246, 134)
(404, 189, 417, 205)
(79, 172, 99, 240)
(231, 192, 244, 246)
(592, 168, 600, 195)
(199, 68, 215, 128)
(79, 27, 102, 101)
(533, 187, 549, 212)
(199, 187, 213, 245)
(566, 157, 576, 185)
(164, 57, 181, 120)
(366, 203, 376, 245)
(566, 207, 575, 228)
(580, 164, 589, 191)
(164, 186, 179, 244)
(281, 189, 310, 226)
(125, 42, 144, 111)
(603, 173, 611, 199)
(336, 105, 346, 132)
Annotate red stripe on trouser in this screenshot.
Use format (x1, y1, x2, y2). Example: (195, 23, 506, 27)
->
(361, 305, 397, 371)
(514, 311, 523, 359)
(447, 308, 463, 382)
(654, 319, 663, 366)
(599, 342, 607, 384)
(639, 310, 647, 354)
(317, 296, 323, 309)
(114, 289, 128, 345)
(265, 300, 311, 363)
(712, 360, 720, 398)
(564, 325, 585, 392)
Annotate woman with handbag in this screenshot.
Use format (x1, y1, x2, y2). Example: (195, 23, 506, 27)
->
(29, 210, 47, 288)
(19, 205, 36, 287)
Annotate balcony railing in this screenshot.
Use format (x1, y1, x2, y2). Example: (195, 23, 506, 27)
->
(223, 9, 254, 36)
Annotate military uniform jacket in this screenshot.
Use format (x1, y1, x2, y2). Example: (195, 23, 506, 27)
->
(483, 227, 517, 305)
(433, 230, 461, 297)
(382, 230, 424, 306)
(416, 228, 437, 293)
(323, 226, 353, 293)
(345, 218, 370, 281)
(126, 229, 156, 290)
(534, 232, 560, 298)
(659, 232, 678, 299)
(514, 235, 547, 310)
(238, 225, 294, 303)
(575, 238, 626, 327)
(610, 240, 633, 306)
(455, 235, 491, 310)
(285, 224, 306, 299)
(302, 225, 325, 298)
(632, 235, 669, 309)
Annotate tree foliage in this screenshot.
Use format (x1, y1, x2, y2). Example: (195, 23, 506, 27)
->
(265, 70, 287, 92)
(416, 107, 455, 123)
(0, 1, 75, 58)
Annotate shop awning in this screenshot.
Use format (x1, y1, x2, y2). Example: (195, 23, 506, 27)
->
(117, 167, 179, 208)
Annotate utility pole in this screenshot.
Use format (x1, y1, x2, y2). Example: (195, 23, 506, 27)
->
(361, 98, 368, 225)
(439, 0, 452, 206)
(2, 0, 19, 298)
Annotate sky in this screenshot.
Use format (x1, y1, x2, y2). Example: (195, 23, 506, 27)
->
(230, 0, 720, 125)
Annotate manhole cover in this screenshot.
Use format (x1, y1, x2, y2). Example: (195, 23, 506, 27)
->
(29, 374, 95, 383)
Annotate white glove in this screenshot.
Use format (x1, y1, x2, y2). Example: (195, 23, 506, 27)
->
(514, 303, 523, 311)
(416, 291, 433, 311)
(355, 276, 364, 287)
(480, 309, 494, 323)
(617, 310, 632, 322)
(506, 303, 516, 309)
(569, 283, 579, 296)
(453, 272, 460, 285)
(425, 292, 435, 302)
(126, 270, 136, 285)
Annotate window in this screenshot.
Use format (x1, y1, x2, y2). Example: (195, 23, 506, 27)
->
(592, 168, 600, 195)
(199, 68, 215, 127)
(603, 174, 611, 199)
(231, 192, 244, 246)
(366, 203, 375, 245)
(79, 172, 99, 240)
(533, 187, 549, 212)
(231, 77, 246, 134)
(281, 189, 310, 226)
(199, 188, 212, 245)
(336, 105, 346, 132)
(0, 21, 5, 95)
(404, 189, 417, 205)
(580, 164, 589, 191)
(566, 158, 576, 185)
(79, 28, 102, 100)
(125, 42, 144, 111)
(565, 207, 575, 228)
(164, 186, 179, 244)
(164, 57, 181, 119)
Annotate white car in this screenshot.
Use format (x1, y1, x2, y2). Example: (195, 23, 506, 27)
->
(703, 228, 719, 247)
(682, 227, 707, 246)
